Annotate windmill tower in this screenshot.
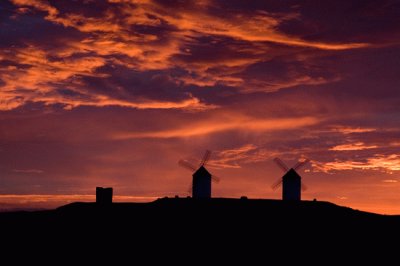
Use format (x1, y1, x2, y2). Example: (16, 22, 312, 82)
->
(271, 158, 309, 201)
(178, 150, 220, 199)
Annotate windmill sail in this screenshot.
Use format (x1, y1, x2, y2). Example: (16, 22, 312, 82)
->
(178, 150, 220, 198)
(271, 157, 309, 201)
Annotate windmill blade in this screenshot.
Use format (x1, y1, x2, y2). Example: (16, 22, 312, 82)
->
(211, 174, 220, 183)
(178, 160, 197, 172)
(200, 150, 212, 166)
(271, 178, 283, 190)
(301, 182, 308, 191)
(293, 158, 310, 171)
(273, 157, 289, 172)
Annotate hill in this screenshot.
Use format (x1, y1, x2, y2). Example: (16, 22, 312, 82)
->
(1, 198, 400, 261)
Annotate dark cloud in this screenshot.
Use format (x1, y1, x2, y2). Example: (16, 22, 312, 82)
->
(174, 35, 259, 64)
(291, 0, 400, 43)
(211, 0, 297, 13)
(49, 0, 114, 18)
(1, 7, 84, 49)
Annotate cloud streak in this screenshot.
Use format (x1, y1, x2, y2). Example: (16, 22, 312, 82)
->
(313, 154, 400, 173)
(329, 142, 378, 151)
(113, 116, 320, 139)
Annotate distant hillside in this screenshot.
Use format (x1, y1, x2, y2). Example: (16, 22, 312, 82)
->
(2, 198, 400, 261)
(2, 197, 399, 227)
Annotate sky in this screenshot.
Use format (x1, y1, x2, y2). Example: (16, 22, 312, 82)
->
(1, 0, 400, 214)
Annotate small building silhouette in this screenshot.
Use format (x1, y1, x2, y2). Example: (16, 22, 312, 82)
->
(192, 166, 212, 199)
(96, 187, 113, 204)
(282, 169, 301, 201)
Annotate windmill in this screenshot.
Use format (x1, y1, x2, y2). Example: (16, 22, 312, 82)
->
(271, 157, 309, 201)
(178, 150, 220, 199)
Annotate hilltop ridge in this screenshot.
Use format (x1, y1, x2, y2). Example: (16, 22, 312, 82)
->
(2, 198, 400, 261)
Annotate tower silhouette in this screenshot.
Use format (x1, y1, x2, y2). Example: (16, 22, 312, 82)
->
(272, 158, 309, 201)
(96, 187, 113, 204)
(192, 166, 212, 198)
(282, 168, 302, 200)
(178, 150, 220, 199)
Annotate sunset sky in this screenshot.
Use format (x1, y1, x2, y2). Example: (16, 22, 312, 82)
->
(1, 0, 400, 214)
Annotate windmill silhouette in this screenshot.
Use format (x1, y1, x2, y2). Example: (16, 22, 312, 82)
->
(178, 150, 220, 199)
(271, 158, 309, 201)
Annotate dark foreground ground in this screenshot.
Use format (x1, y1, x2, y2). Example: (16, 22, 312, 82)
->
(1, 198, 400, 262)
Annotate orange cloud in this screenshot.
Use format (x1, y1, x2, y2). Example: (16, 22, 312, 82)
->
(389, 142, 400, 147)
(313, 154, 400, 173)
(39, 94, 216, 110)
(329, 142, 378, 151)
(0, 46, 106, 110)
(113, 115, 320, 139)
(11, 0, 58, 18)
(332, 127, 376, 134)
(208, 144, 284, 169)
(13, 1, 370, 55)
(172, 12, 368, 50)
(242, 76, 334, 93)
(0, 45, 214, 110)
(8, 0, 371, 97)
(11, 0, 183, 70)
(382, 179, 398, 183)
(209, 144, 259, 169)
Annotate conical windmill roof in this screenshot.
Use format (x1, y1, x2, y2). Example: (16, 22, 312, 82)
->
(282, 168, 301, 180)
(193, 165, 211, 177)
